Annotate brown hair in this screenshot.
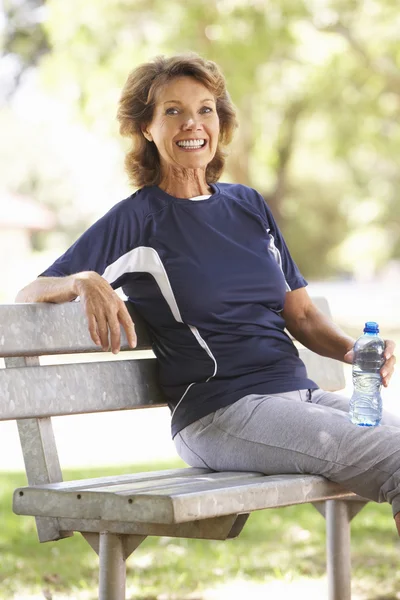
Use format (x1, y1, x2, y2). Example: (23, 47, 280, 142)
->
(117, 53, 238, 188)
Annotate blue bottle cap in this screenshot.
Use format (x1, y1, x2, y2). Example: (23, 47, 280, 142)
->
(363, 321, 380, 334)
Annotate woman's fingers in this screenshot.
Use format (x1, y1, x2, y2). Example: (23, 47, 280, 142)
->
(381, 353, 396, 388)
(119, 306, 137, 349)
(383, 339, 396, 361)
(86, 302, 136, 353)
(344, 349, 354, 364)
(106, 299, 137, 353)
(87, 313, 102, 347)
(79, 276, 136, 353)
(96, 313, 111, 351)
(381, 339, 396, 387)
(108, 312, 122, 354)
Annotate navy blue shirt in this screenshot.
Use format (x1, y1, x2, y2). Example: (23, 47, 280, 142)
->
(40, 183, 318, 437)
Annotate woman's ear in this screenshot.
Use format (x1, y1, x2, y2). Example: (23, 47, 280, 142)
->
(141, 126, 153, 142)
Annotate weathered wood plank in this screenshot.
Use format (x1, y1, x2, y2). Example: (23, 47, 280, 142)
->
(0, 350, 344, 422)
(14, 474, 357, 525)
(16, 418, 72, 542)
(0, 359, 166, 419)
(35, 468, 210, 491)
(5, 356, 72, 542)
(1, 296, 333, 357)
(0, 302, 151, 357)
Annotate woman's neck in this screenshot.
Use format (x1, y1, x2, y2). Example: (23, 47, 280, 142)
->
(159, 167, 212, 198)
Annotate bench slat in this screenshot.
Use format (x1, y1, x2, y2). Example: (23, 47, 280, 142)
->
(1, 352, 345, 422)
(0, 302, 151, 356)
(0, 353, 344, 421)
(81, 473, 262, 496)
(1, 296, 333, 357)
(14, 473, 356, 525)
(0, 359, 165, 419)
(45, 471, 263, 495)
(38, 467, 209, 491)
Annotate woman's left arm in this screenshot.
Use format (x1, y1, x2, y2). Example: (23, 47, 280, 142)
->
(282, 287, 396, 388)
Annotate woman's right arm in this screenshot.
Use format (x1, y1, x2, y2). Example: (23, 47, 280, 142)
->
(16, 274, 81, 304)
(15, 272, 137, 354)
(16, 198, 143, 352)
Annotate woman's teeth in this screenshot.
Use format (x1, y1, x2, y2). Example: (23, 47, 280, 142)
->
(177, 140, 206, 148)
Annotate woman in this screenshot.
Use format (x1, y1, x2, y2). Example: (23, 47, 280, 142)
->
(16, 53, 400, 532)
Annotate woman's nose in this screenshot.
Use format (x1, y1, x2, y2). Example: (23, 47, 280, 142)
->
(182, 115, 201, 130)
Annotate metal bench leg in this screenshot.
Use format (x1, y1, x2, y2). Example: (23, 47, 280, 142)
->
(326, 500, 351, 600)
(99, 532, 126, 600)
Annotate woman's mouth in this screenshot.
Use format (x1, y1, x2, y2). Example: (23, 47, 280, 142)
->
(176, 139, 207, 151)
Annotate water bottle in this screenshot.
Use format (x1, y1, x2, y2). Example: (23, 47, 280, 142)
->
(349, 321, 385, 426)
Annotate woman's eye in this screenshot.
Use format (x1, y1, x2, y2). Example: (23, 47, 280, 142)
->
(165, 106, 213, 116)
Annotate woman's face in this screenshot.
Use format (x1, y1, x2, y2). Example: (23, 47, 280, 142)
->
(142, 76, 220, 174)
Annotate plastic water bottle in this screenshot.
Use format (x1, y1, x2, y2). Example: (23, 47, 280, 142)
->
(349, 321, 385, 427)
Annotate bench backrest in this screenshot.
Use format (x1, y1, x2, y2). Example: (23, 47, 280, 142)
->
(0, 297, 345, 540)
(0, 297, 345, 419)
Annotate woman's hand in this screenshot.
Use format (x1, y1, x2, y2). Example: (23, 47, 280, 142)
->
(74, 271, 137, 353)
(344, 340, 396, 388)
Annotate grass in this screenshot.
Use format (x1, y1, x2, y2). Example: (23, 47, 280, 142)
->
(1, 460, 400, 599)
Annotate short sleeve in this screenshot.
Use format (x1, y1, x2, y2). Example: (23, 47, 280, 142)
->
(39, 196, 142, 290)
(254, 191, 307, 291)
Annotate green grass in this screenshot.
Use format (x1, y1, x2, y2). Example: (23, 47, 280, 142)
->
(1, 460, 400, 599)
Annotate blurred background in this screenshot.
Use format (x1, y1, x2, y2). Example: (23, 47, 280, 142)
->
(1, 0, 400, 304)
(1, 1, 400, 598)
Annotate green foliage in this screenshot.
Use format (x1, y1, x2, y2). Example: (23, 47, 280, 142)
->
(1, 0, 50, 100)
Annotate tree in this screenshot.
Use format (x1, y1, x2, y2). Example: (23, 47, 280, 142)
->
(1, 0, 50, 101)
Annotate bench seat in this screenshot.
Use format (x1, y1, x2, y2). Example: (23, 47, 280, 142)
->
(14, 468, 357, 525)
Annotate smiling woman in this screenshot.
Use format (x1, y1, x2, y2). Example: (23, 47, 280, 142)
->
(16, 52, 400, 540)
(139, 77, 221, 198)
(116, 53, 237, 195)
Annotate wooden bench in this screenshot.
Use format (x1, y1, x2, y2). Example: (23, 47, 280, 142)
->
(0, 297, 369, 600)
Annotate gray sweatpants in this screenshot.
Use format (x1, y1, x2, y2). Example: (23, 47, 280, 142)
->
(174, 390, 400, 517)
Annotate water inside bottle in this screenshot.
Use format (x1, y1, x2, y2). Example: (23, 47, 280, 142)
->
(349, 366, 382, 426)
(356, 350, 384, 373)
